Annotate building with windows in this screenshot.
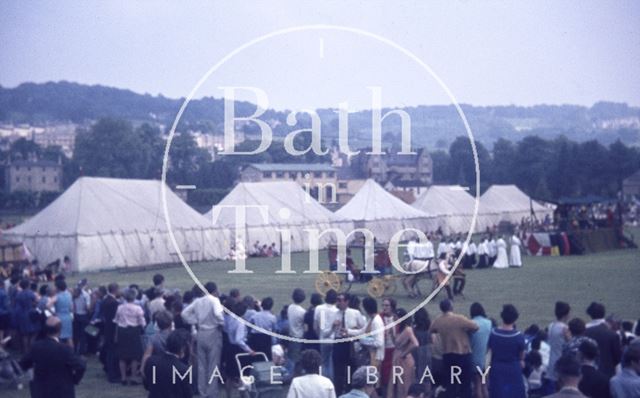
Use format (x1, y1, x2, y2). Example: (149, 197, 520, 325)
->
(4, 158, 63, 193)
(239, 163, 338, 203)
(335, 167, 367, 206)
(365, 148, 433, 187)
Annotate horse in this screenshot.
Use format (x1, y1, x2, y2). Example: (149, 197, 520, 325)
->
(401, 259, 440, 298)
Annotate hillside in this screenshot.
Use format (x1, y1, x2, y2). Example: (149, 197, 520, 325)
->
(1, 81, 639, 148)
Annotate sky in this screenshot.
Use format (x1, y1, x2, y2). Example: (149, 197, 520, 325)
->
(1, 1, 639, 110)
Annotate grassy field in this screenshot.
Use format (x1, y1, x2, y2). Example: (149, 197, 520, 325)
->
(5, 248, 640, 398)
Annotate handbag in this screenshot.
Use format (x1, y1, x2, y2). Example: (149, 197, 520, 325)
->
(353, 318, 374, 367)
(84, 324, 100, 337)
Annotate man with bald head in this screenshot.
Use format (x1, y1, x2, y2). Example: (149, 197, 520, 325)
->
(21, 316, 86, 398)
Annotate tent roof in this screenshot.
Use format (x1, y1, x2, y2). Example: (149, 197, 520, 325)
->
(246, 163, 335, 172)
(480, 184, 551, 213)
(6, 177, 210, 236)
(207, 181, 345, 227)
(412, 185, 477, 216)
(335, 179, 428, 221)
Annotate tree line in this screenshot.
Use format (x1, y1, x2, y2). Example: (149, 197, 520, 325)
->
(432, 136, 640, 201)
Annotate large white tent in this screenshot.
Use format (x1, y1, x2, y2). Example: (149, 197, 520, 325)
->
(206, 181, 353, 252)
(412, 185, 487, 234)
(335, 179, 433, 242)
(3, 177, 226, 272)
(480, 184, 554, 225)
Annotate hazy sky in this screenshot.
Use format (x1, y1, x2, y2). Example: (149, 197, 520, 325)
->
(1, 1, 639, 110)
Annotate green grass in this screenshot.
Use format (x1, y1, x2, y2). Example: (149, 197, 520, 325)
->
(5, 248, 640, 398)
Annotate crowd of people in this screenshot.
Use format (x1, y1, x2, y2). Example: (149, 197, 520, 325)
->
(1, 265, 639, 398)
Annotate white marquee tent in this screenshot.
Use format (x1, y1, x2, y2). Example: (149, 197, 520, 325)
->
(3, 177, 226, 272)
(206, 181, 353, 252)
(479, 184, 554, 225)
(335, 179, 433, 242)
(412, 185, 488, 234)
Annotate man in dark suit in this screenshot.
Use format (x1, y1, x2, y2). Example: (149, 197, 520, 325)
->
(578, 340, 610, 398)
(584, 302, 621, 378)
(101, 282, 120, 382)
(20, 316, 86, 398)
(143, 329, 193, 398)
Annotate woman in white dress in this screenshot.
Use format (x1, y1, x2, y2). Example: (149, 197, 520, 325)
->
(493, 236, 509, 269)
(509, 234, 523, 267)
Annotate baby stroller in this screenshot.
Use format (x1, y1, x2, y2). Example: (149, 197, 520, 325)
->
(0, 344, 27, 391)
(235, 352, 285, 398)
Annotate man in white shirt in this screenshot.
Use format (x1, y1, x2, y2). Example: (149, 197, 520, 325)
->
(425, 235, 435, 260)
(287, 288, 306, 366)
(406, 238, 418, 260)
(464, 239, 477, 269)
(448, 239, 457, 256)
(477, 237, 489, 268)
(287, 349, 336, 398)
(414, 235, 435, 261)
(314, 289, 339, 380)
(436, 239, 449, 259)
(454, 235, 463, 255)
(333, 293, 366, 396)
(181, 281, 225, 398)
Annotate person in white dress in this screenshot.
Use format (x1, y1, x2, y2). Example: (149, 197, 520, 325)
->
(488, 237, 498, 266)
(493, 236, 509, 269)
(510, 234, 523, 267)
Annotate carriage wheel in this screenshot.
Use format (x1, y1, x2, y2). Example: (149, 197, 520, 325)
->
(315, 271, 342, 296)
(383, 275, 397, 296)
(367, 278, 386, 298)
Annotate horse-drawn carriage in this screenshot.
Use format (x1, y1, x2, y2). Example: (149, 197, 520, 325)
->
(315, 243, 441, 298)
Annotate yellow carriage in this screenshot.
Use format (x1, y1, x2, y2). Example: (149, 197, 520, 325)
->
(315, 243, 400, 298)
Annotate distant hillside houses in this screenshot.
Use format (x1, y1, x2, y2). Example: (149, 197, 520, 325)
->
(0, 122, 78, 157)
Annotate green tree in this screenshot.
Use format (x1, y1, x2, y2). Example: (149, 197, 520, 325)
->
(574, 140, 609, 196)
(511, 136, 551, 195)
(73, 118, 164, 179)
(166, 132, 211, 185)
(490, 138, 516, 184)
(430, 150, 451, 184)
(545, 137, 579, 199)
(606, 140, 640, 195)
(10, 138, 41, 160)
(447, 137, 491, 190)
(197, 160, 237, 189)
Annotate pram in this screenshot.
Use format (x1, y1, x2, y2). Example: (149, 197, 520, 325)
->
(235, 352, 285, 398)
